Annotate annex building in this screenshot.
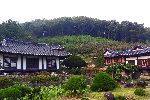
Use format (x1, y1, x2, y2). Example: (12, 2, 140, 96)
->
(104, 46, 150, 73)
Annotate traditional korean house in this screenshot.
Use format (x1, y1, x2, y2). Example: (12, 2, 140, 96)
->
(0, 39, 71, 73)
(104, 46, 150, 73)
(104, 48, 126, 65)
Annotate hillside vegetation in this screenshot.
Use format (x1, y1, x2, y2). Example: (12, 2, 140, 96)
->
(38, 35, 149, 61)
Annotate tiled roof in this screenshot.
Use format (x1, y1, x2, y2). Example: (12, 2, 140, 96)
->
(104, 49, 120, 57)
(0, 39, 71, 56)
(104, 46, 150, 58)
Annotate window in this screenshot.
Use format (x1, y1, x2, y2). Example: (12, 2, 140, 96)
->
(114, 58, 118, 62)
(47, 59, 56, 69)
(4, 55, 17, 68)
(138, 59, 148, 67)
(128, 60, 135, 65)
(26, 57, 39, 69)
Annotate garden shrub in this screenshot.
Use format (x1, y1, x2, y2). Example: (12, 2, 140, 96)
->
(115, 95, 126, 100)
(13, 85, 32, 97)
(134, 88, 146, 96)
(0, 77, 14, 88)
(29, 75, 60, 84)
(40, 86, 65, 99)
(81, 97, 90, 100)
(64, 75, 87, 94)
(62, 55, 87, 69)
(0, 85, 32, 99)
(114, 73, 122, 82)
(91, 72, 117, 91)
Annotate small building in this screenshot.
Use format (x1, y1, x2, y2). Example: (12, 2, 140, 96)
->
(0, 39, 71, 73)
(104, 46, 150, 73)
(104, 48, 126, 65)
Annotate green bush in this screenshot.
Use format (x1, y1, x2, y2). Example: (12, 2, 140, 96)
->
(29, 75, 60, 84)
(0, 77, 14, 88)
(62, 55, 87, 69)
(0, 85, 32, 99)
(115, 95, 126, 100)
(81, 97, 90, 100)
(91, 72, 117, 91)
(134, 88, 146, 96)
(64, 75, 87, 94)
(40, 86, 65, 100)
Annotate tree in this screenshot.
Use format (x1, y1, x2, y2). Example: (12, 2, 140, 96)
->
(0, 19, 25, 39)
(94, 50, 104, 67)
(62, 55, 86, 69)
(123, 63, 139, 79)
(106, 63, 123, 78)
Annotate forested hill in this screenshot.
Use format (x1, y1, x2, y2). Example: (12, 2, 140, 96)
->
(0, 16, 150, 42)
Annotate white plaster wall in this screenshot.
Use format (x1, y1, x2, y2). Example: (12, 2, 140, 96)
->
(126, 57, 138, 65)
(56, 58, 59, 69)
(39, 57, 42, 70)
(43, 57, 47, 69)
(0, 54, 3, 67)
(23, 56, 26, 70)
(138, 56, 150, 59)
(135, 60, 137, 65)
(17, 55, 21, 69)
(126, 57, 137, 60)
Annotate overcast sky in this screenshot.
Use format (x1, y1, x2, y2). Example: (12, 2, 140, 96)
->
(0, 0, 150, 27)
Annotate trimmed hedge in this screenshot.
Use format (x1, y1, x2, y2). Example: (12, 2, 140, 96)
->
(0, 85, 32, 99)
(64, 75, 87, 94)
(91, 72, 117, 91)
(29, 75, 60, 84)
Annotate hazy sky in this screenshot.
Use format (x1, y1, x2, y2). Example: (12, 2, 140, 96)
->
(0, 0, 150, 27)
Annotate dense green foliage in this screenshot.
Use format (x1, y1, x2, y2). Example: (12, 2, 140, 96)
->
(64, 75, 87, 94)
(62, 55, 86, 68)
(21, 16, 150, 42)
(0, 85, 32, 99)
(0, 17, 150, 42)
(123, 64, 139, 79)
(91, 72, 117, 91)
(0, 77, 15, 88)
(94, 50, 105, 67)
(38, 35, 150, 62)
(0, 19, 28, 39)
(39, 86, 65, 100)
(106, 63, 124, 78)
(29, 75, 60, 84)
(115, 95, 127, 100)
(106, 63, 139, 81)
(134, 88, 146, 96)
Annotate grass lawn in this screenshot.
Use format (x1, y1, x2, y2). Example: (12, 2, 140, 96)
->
(60, 87, 150, 100)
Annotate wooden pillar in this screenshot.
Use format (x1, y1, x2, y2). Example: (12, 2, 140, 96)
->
(23, 56, 26, 70)
(56, 58, 59, 69)
(0, 54, 3, 67)
(39, 57, 42, 70)
(43, 57, 47, 69)
(17, 55, 21, 69)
